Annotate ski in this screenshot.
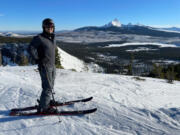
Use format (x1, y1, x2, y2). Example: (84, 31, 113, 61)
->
(10, 97, 93, 112)
(10, 108, 97, 116)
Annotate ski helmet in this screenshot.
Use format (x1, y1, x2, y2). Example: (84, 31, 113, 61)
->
(42, 18, 55, 28)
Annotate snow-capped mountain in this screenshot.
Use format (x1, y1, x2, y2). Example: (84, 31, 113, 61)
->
(104, 18, 122, 27)
(4, 32, 23, 37)
(75, 20, 180, 38)
(0, 66, 180, 135)
(0, 32, 35, 37)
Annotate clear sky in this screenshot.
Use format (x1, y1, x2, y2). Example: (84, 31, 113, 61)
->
(0, 0, 179, 31)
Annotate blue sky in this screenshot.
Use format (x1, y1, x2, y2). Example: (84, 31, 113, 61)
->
(0, 0, 179, 31)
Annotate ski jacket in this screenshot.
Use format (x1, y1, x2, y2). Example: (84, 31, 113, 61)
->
(28, 33, 56, 67)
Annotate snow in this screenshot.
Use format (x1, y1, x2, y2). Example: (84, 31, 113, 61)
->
(57, 46, 105, 73)
(106, 42, 179, 48)
(152, 60, 180, 65)
(2, 32, 25, 37)
(126, 47, 158, 52)
(56, 30, 180, 45)
(154, 28, 180, 34)
(0, 66, 180, 135)
(57, 47, 88, 72)
(104, 19, 121, 27)
(0, 32, 33, 37)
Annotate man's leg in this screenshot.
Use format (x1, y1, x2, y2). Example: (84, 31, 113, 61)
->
(52, 66, 56, 89)
(38, 66, 54, 111)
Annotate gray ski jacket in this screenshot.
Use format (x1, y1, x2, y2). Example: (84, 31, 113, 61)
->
(28, 33, 56, 67)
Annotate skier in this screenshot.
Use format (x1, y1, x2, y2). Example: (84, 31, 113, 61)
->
(28, 18, 57, 113)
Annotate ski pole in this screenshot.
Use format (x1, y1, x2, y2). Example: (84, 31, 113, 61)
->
(52, 88, 61, 123)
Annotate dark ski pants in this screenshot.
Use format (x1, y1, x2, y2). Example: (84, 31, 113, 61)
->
(38, 65, 56, 111)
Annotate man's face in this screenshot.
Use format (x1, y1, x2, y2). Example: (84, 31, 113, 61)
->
(45, 27, 54, 34)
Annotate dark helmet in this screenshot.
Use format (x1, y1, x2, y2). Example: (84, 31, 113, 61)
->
(42, 18, 55, 28)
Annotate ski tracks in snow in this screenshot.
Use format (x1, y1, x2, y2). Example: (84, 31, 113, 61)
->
(0, 66, 180, 135)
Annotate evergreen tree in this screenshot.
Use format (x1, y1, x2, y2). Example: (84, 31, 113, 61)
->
(55, 47, 63, 69)
(19, 55, 28, 66)
(174, 64, 180, 81)
(127, 53, 134, 75)
(158, 65, 164, 79)
(0, 49, 2, 66)
(151, 63, 164, 79)
(166, 66, 176, 84)
(127, 64, 132, 75)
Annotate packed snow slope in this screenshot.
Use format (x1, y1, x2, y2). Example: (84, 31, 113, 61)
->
(0, 66, 180, 135)
(57, 47, 103, 73)
(57, 47, 88, 72)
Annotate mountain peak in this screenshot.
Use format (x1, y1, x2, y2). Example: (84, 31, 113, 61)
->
(104, 18, 121, 27)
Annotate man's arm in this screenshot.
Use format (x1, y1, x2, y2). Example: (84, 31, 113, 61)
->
(28, 36, 41, 62)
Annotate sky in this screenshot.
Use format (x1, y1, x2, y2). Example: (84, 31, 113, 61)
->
(0, 0, 180, 31)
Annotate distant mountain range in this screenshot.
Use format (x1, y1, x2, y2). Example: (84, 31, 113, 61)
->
(75, 19, 180, 38)
(1, 19, 180, 38)
(0, 32, 34, 37)
(103, 19, 180, 33)
(159, 27, 180, 32)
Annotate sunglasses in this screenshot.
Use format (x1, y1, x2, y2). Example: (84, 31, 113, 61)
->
(44, 23, 54, 28)
(45, 26, 54, 29)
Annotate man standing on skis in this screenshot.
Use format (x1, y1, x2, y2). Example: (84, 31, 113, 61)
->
(28, 18, 57, 113)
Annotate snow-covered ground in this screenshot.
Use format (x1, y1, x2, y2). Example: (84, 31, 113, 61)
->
(105, 42, 179, 48)
(57, 47, 87, 72)
(57, 47, 103, 72)
(0, 66, 180, 135)
(126, 47, 158, 52)
(56, 30, 180, 47)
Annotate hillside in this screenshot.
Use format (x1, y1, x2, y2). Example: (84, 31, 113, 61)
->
(57, 47, 88, 72)
(0, 66, 180, 135)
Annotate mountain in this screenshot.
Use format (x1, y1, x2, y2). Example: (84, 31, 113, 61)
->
(2, 20, 180, 38)
(0, 32, 33, 37)
(0, 31, 71, 37)
(159, 27, 180, 32)
(75, 19, 180, 38)
(104, 18, 122, 27)
(0, 66, 180, 134)
(5, 32, 22, 37)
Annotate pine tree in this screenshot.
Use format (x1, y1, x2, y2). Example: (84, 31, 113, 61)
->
(127, 53, 134, 75)
(127, 64, 132, 75)
(55, 47, 63, 69)
(0, 49, 2, 66)
(158, 65, 164, 79)
(19, 55, 28, 66)
(152, 63, 164, 79)
(166, 66, 176, 84)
